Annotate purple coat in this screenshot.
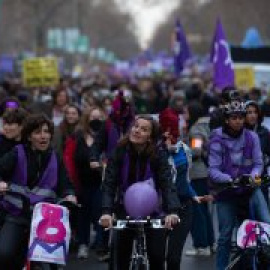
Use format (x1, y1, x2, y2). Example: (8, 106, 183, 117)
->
(208, 128, 263, 183)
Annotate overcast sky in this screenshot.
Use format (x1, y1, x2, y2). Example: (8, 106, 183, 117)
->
(114, 0, 211, 49)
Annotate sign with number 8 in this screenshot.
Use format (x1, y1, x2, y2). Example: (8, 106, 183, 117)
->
(28, 203, 71, 265)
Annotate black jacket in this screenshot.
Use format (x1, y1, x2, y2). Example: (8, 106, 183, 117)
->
(0, 144, 74, 197)
(251, 125, 270, 174)
(245, 101, 270, 173)
(74, 131, 102, 188)
(90, 122, 108, 161)
(209, 107, 224, 131)
(102, 143, 180, 215)
(0, 134, 20, 159)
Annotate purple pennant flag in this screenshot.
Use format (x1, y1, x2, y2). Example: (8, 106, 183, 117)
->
(173, 20, 192, 75)
(211, 18, 235, 90)
(0, 55, 14, 73)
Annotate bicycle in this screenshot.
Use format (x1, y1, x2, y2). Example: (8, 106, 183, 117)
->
(1, 189, 78, 270)
(217, 175, 270, 270)
(110, 217, 165, 270)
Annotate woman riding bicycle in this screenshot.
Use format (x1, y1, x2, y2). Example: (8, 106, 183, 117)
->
(208, 99, 270, 270)
(0, 114, 77, 270)
(99, 115, 180, 270)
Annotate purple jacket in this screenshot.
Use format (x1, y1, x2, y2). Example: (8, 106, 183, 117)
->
(208, 128, 263, 183)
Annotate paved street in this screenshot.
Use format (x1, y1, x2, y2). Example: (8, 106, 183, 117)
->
(66, 206, 218, 270)
(65, 235, 216, 270)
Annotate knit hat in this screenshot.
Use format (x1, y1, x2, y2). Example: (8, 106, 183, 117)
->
(159, 108, 179, 144)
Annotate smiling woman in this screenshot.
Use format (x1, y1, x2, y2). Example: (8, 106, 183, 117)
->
(100, 114, 180, 269)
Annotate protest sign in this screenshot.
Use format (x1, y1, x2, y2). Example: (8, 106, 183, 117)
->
(23, 57, 59, 87)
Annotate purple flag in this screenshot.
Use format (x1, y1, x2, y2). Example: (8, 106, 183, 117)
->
(211, 18, 235, 90)
(0, 55, 14, 73)
(173, 20, 192, 75)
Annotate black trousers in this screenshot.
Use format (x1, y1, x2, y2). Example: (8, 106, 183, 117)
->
(0, 212, 60, 270)
(166, 201, 193, 270)
(0, 212, 30, 270)
(110, 228, 167, 270)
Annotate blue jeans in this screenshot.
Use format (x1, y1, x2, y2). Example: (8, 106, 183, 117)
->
(190, 179, 215, 248)
(216, 188, 270, 270)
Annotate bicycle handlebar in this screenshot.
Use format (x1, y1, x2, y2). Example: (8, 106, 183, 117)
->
(3, 189, 31, 215)
(216, 175, 270, 195)
(2, 189, 79, 213)
(56, 198, 80, 208)
(231, 175, 270, 188)
(112, 218, 165, 230)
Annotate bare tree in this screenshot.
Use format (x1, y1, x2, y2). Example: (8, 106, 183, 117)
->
(152, 0, 270, 54)
(0, 0, 140, 59)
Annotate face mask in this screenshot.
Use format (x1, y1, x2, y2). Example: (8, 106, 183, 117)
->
(89, 119, 103, 132)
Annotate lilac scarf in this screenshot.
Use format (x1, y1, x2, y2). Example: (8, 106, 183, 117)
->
(121, 151, 153, 192)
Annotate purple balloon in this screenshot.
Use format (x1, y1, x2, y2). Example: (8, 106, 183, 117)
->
(124, 182, 159, 218)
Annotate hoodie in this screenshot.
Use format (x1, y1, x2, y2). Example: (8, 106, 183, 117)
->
(208, 127, 263, 183)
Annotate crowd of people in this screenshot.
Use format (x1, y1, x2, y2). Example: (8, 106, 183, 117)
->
(0, 70, 270, 270)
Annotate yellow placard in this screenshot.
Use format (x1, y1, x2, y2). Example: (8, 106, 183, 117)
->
(23, 57, 59, 87)
(235, 67, 255, 90)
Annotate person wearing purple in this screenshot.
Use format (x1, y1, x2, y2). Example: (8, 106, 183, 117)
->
(208, 100, 270, 270)
(90, 90, 134, 163)
(89, 91, 135, 260)
(100, 115, 180, 270)
(0, 114, 76, 270)
(0, 97, 20, 131)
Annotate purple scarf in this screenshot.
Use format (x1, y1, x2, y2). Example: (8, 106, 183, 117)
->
(121, 151, 153, 192)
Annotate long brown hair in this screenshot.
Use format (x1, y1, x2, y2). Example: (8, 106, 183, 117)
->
(77, 106, 106, 136)
(118, 115, 160, 159)
(59, 104, 81, 136)
(52, 89, 70, 107)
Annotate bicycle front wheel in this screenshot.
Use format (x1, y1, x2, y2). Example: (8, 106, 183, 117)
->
(130, 259, 149, 270)
(31, 262, 61, 270)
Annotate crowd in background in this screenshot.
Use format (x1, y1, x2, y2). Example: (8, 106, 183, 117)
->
(1, 68, 270, 267)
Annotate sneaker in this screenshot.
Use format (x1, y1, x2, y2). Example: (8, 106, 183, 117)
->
(97, 250, 110, 262)
(185, 247, 211, 256)
(77, 244, 89, 259)
(211, 243, 217, 254)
